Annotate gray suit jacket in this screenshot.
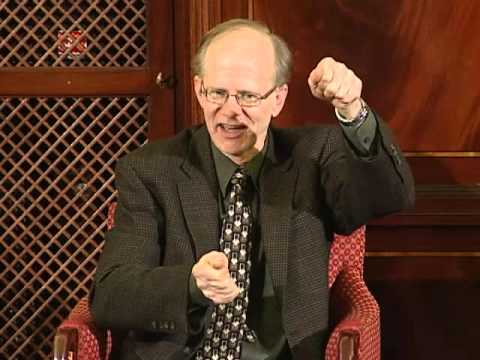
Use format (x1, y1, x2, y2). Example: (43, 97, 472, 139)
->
(91, 118, 414, 360)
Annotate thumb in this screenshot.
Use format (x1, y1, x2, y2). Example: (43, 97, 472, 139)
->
(207, 251, 228, 270)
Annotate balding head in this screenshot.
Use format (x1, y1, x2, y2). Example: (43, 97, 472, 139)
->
(192, 18, 292, 86)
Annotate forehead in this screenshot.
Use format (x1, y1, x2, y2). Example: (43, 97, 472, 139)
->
(203, 28, 276, 89)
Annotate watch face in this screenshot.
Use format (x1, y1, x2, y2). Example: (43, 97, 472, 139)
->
(359, 104, 369, 120)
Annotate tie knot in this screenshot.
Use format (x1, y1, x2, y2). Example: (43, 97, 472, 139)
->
(234, 166, 247, 178)
(229, 167, 250, 194)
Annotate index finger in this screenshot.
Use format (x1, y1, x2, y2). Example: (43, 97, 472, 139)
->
(309, 65, 333, 89)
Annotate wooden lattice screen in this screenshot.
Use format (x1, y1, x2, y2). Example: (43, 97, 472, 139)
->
(0, 1, 152, 359)
(0, 97, 148, 359)
(0, 0, 147, 67)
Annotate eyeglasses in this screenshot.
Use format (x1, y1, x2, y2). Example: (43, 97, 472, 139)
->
(200, 81, 277, 107)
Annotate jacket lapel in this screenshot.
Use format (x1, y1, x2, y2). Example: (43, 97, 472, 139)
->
(260, 129, 297, 308)
(177, 125, 298, 290)
(177, 127, 220, 260)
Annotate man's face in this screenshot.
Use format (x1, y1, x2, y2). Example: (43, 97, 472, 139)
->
(194, 28, 288, 164)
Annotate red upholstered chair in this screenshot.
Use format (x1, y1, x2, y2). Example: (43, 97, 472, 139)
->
(326, 226, 380, 360)
(54, 297, 112, 360)
(53, 203, 117, 360)
(54, 204, 379, 360)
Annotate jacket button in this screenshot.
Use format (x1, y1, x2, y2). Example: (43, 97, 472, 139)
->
(183, 346, 191, 354)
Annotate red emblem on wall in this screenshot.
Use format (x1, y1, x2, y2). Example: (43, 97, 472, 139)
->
(58, 30, 87, 58)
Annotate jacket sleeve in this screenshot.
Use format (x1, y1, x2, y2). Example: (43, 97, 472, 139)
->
(317, 111, 415, 234)
(91, 156, 194, 337)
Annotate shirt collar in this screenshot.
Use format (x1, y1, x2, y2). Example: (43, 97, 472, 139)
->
(211, 139, 267, 198)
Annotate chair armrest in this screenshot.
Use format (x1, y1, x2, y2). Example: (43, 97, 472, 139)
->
(54, 327, 77, 360)
(326, 269, 380, 360)
(54, 297, 112, 360)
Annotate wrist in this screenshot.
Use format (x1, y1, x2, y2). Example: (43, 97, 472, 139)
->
(337, 98, 362, 120)
(336, 98, 368, 127)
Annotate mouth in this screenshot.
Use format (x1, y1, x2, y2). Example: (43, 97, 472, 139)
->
(217, 123, 248, 138)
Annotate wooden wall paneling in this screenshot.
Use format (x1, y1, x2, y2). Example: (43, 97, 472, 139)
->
(249, 1, 480, 220)
(251, 0, 480, 183)
(365, 256, 480, 360)
(254, 0, 480, 151)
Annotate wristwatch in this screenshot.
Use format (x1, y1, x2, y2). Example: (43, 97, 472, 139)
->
(336, 99, 369, 127)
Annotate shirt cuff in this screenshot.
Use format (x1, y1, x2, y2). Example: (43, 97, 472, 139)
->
(336, 104, 378, 156)
(189, 272, 212, 307)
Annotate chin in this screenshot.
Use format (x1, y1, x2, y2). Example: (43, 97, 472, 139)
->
(222, 146, 245, 158)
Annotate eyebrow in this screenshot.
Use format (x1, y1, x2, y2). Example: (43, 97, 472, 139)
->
(207, 86, 259, 95)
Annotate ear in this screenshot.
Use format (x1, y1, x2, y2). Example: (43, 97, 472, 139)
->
(193, 75, 204, 105)
(272, 84, 288, 118)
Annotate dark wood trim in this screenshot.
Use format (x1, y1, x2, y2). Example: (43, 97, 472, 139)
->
(173, 0, 192, 132)
(366, 226, 480, 252)
(406, 152, 480, 157)
(221, 0, 252, 19)
(408, 156, 480, 185)
(367, 252, 480, 257)
(188, 0, 223, 127)
(413, 184, 480, 198)
(365, 256, 480, 281)
(0, 68, 151, 96)
(173, 0, 253, 131)
(369, 184, 480, 226)
(371, 213, 480, 226)
(147, 0, 175, 139)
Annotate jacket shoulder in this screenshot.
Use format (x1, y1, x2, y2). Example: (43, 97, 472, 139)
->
(118, 126, 201, 166)
(271, 125, 338, 159)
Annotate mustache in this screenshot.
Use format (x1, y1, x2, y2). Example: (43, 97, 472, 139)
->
(217, 117, 254, 129)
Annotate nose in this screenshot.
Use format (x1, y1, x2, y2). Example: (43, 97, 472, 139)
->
(221, 94, 243, 114)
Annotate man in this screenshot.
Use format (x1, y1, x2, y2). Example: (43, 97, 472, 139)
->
(91, 19, 414, 360)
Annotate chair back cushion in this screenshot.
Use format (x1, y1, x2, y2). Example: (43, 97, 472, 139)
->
(328, 226, 366, 288)
(107, 202, 117, 231)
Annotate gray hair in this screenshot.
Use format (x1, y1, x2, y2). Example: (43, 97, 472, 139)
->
(192, 18, 293, 86)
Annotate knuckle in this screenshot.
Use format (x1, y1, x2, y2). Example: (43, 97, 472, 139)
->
(326, 82, 337, 93)
(192, 267, 201, 278)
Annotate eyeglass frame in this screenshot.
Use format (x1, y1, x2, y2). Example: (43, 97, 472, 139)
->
(200, 80, 278, 107)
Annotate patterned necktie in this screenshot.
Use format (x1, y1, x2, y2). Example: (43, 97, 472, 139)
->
(196, 168, 256, 360)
